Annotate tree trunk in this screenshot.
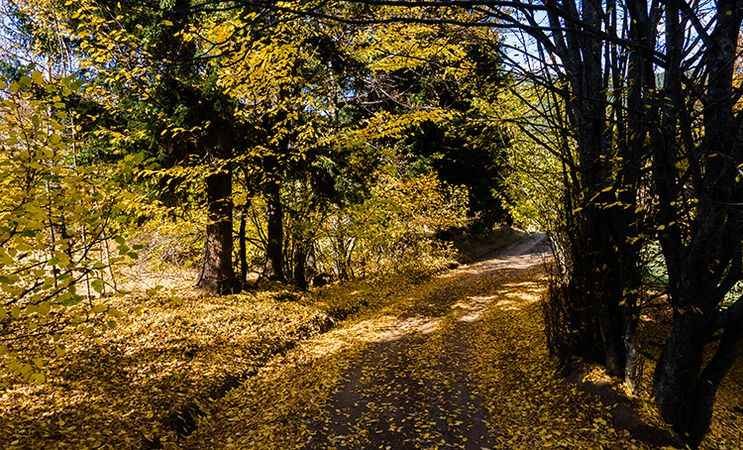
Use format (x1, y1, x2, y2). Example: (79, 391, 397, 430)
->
(565, 218, 628, 377)
(654, 294, 743, 447)
(653, 306, 708, 446)
(687, 312, 743, 446)
(293, 240, 308, 290)
(238, 201, 248, 288)
(197, 170, 239, 294)
(650, 3, 743, 445)
(266, 179, 285, 281)
(546, 1, 631, 377)
(623, 314, 643, 393)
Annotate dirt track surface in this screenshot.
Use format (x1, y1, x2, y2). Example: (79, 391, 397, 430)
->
(186, 234, 740, 449)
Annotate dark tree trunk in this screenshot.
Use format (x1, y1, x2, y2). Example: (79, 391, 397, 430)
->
(266, 179, 285, 281)
(564, 217, 628, 376)
(650, 2, 743, 445)
(652, 297, 743, 447)
(238, 201, 248, 288)
(197, 170, 239, 294)
(622, 311, 643, 392)
(687, 310, 743, 445)
(653, 307, 707, 446)
(539, 0, 640, 379)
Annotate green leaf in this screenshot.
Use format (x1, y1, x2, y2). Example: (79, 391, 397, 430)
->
(91, 279, 105, 293)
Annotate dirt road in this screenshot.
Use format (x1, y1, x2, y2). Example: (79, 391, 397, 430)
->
(186, 234, 671, 449)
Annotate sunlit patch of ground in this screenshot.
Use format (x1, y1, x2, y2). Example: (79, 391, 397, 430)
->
(468, 274, 643, 448)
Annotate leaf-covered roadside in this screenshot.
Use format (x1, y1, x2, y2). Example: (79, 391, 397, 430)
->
(0, 279, 406, 449)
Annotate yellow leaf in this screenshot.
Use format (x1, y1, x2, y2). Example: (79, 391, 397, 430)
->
(31, 71, 44, 85)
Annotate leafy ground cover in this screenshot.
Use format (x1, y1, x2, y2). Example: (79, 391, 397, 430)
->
(0, 290, 323, 447)
(1, 233, 740, 449)
(0, 226, 495, 449)
(184, 236, 742, 449)
(0, 269, 430, 449)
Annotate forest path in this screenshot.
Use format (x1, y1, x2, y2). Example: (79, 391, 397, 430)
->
(186, 235, 653, 449)
(306, 234, 551, 449)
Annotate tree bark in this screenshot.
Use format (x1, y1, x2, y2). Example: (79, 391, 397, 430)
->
(238, 201, 249, 288)
(652, 303, 724, 447)
(266, 179, 285, 281)
(686, 305, 743, 445)
(564, 218, 628, 376)
(197, 170, 239, 294)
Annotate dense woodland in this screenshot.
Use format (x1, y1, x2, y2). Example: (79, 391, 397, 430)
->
(0, 0, 742, 448)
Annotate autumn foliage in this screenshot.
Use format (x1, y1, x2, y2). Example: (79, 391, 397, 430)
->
(1, 0, 742, 448)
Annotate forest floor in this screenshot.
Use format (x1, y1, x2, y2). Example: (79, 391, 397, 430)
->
(184, 235, 742, 449)
(2, 232, 741, 449)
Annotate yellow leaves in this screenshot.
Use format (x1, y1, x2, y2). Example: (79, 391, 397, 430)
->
(333, 109, 453, 146)
(24, 301, 53, 317)
(0, 72, 126, 391)
(352, 22, 470, 76)
(221, 39, 304, 101)
(31, 70, 44, 85)
(178, 237, 542, 448)
(52, 250, 72, 268)
(54, 345, 66, 358)
(654, 220, 677, 234)
(1, 282, 356, 446)
(29, 372, 46, 384)
(0, 249, 12, 266)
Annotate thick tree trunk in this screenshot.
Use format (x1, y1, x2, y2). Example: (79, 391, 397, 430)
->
(622, 312, 643, 393)
(688, 313, 743, 445)
(548, 230, 627, 376)
(653, 309, 706, 427)
(197, 170, 239, 294)
(654, 294, 743, 447)
(650, 4, 743, 445)
(266, 179, 285, 281)
(566, 219, 627, 376)
(546, 136, 633, 378)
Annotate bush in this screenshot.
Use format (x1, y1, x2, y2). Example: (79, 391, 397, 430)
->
(314, 169, 469, 279)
